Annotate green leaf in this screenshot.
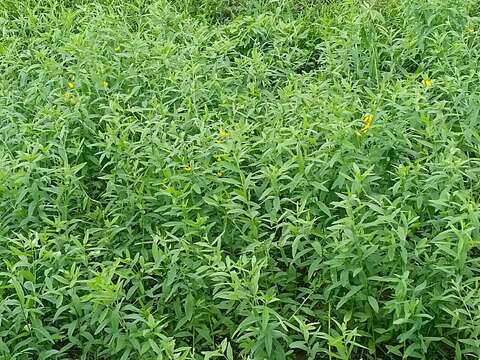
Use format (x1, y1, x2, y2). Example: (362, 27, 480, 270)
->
(264, 325, 273, 357)
(368, 296, 379, 313)
(226, 342, 233, 360)
(185, 293, 195, 321)
(336, 285, 363, 310)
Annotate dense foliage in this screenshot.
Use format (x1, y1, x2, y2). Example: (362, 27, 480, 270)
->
(1, 0, 480, 358)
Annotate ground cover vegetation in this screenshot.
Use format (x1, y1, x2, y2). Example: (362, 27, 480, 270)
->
(1, 0, 480, 358)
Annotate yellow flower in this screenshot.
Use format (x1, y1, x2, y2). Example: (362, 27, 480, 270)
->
(102, 80, 108, 88)
(68, 82, 75, 89)
(219, 127, 229, 140)
(422, 78, 433, 87)
(184, 165, 192, 172)
(216, 171, 223, 177)
(359, 113, 374, 134)
(214, 154, 223, 162)
(64, 92, 71, 99)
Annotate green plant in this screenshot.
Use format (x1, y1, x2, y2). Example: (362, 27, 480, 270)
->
(1, 0, 479, 358)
